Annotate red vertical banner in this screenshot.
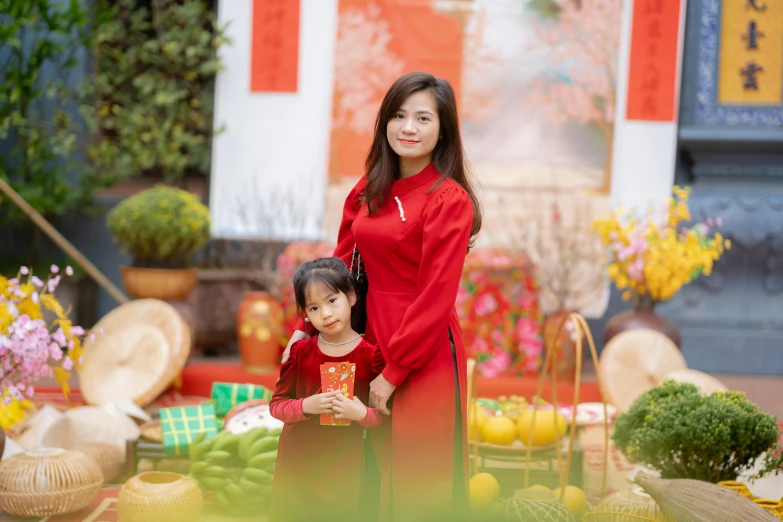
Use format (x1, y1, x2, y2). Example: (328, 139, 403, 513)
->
(250, 0, 300, 93)
(626, 0, 682, 121)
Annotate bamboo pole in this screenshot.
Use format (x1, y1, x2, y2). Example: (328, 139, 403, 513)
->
(0, 177, 129, 305)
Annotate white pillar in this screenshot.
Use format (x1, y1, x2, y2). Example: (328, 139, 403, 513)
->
(209, 0, 338, 240)
(610, 0, 689, 212)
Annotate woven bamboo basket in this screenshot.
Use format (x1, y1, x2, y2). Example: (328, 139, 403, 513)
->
(468, 313, 610, 518)
(634, 472, 778, 521)
(75, 442, 126, 483)
(504, 488, 575, 521)
(0, 448, 103, 517)
(583, 485, 676, 521)
(117, 471, 202, 522)
(754, 499, 783, 520)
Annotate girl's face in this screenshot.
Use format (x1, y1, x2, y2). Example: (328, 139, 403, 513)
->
(386, 90, 440, 163)
(303, 282, 356, 335)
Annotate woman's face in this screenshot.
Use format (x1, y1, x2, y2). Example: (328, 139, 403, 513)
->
(386, 90, 440, 163)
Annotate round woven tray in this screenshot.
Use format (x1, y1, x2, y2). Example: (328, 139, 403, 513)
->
(659, 368, 728, 395)
(0, 448, 103, 517)
(79, 299, 190, 407)
(600, 329, 687, 412)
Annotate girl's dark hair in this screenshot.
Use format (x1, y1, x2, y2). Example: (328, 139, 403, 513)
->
(363, 71, 483, 247)
(293, 257, 355, 316)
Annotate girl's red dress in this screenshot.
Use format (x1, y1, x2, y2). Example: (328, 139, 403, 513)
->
(295, 164, 473, 521)
(269, 336, 384, 522)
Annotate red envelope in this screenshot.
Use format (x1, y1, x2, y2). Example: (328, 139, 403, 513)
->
(320, 361, 356, 426)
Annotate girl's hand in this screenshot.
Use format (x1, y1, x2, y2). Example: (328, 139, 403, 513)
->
(332, 394, 368, 422)
(302, 391, 339, 415)
(369, 374, 396, 416)
(282, 330, 308, 363)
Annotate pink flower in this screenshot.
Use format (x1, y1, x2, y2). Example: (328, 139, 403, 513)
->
(20, 266, 29, 275)
(31, 276, 44, 288)
(478, 350, 511, 377)
(50, 265, 59, 274)
(47, 276, 61, 293)
(62, 356, 73, 371)
(473, 294, 498, 316)
(716, 217, 723, 227)
(65, 266, 74, 276)
(516, 317, 540, 342)
(706, 217, 714, 227)
(628, 258, 645, 280)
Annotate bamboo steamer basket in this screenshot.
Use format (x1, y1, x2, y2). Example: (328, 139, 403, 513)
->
(79, 299, 190, 407)
(634, 472, 778, 521)
(117, 471, 202, 522)
(0, 448, 103, 517)
(599, 329, 687, 413)
(468, 313, 611, 518)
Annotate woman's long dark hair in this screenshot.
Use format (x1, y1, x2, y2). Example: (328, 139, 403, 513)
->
(363, 72, 483, 247)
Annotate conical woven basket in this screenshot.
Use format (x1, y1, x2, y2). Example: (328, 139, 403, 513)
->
(634, 472, 778, 521)
(0, 448, 103, 517)
(117, 471, 202, 522)
(583, 485, 676, 521)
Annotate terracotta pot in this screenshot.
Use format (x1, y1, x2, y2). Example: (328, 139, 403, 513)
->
(120, 266, 198, 301)
(604, 296, 681, 348)
(237, 292, 283, 374)
(542, 311, 581, 380)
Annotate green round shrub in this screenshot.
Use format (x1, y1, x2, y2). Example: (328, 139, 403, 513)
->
(107, 184, 210, 267)
(612, 380, 780, 483)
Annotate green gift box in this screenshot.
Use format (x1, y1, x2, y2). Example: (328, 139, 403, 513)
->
(160, 403, 219, 457)
(211, 382, 273, 417)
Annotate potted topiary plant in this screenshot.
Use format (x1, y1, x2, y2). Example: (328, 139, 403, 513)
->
(107, 184, 210, 300)
(613, 380, 780, 483)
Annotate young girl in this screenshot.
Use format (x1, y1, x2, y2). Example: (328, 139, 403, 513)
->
(269, 257, 384, 522)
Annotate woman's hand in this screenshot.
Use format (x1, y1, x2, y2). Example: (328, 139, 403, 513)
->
(331, 394, 368, 422)
(369, 374, 396, 416)
(281, 330, 308, 363)
(302, 391, 339, 415)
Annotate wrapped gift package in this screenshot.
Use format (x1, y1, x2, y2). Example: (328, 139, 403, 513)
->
(159, 403, 219, 457)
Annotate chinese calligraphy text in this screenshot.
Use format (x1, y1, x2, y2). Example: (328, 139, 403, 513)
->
(251, 0, 300, 93)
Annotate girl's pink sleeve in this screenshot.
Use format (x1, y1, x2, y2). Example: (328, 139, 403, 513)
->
(269, 342, 308, 423)
(292, 176, 367, 333)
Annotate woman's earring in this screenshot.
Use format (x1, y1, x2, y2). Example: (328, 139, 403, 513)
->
(304, 318, 310, 323)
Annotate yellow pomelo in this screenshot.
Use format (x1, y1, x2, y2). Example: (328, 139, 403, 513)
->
(481, 415, 517, 445)
(516, 409, 567, 447)
(468, 406, 490, 441)
(469, 472, 500, 510)
(553, 486, 588, 516)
